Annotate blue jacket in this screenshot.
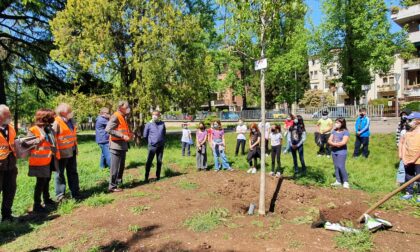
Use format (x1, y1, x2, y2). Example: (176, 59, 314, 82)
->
(355, 116, 370, 137)
(143, 120, 166, 147)
(95, 115, 110, 144)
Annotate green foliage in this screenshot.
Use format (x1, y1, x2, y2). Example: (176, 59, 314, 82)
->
(84, 194, 114, 207)
(402, 101, 420, 111)
(184, 208, 229, 232)
(335, 230, 373, 252)
(130, 205, 151, 215)
(128, 224, 142, 233)
(299, 89, 335, 107)
(57, 199, 79, 215)
(176, 179, 199, 190)
(369, 98, 389, 106)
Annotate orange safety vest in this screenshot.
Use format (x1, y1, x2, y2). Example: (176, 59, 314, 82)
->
(110, 111, 131, 142)
(29, 126, 53, 166)
(55, 117, 77, 151)
(0, 124, 16, 160)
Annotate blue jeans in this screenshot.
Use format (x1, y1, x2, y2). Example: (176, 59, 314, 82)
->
(332, 153, 348, 183)
(213, 142, 230, 170)
(98, 143, 111, 169)
(405, 164, 420, 195)
(396, 160, 406, 184)
(290, 145, 306, 174)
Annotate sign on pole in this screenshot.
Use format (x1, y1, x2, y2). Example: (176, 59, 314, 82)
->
(255, 58, 267, 71)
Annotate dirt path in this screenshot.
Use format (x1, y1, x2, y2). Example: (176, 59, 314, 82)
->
(3, 168, 419, 252)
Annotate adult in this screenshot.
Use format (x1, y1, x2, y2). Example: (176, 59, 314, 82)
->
(400, 112, 420, 202)
(106, 101, 132, 192)
(0, 105, 17, 221)
(328, 118, 350, 189)
(196, 122, 208, 171)
(247, 123, 261, 174)
(235, 119, 247, 156)
(270, 124, 282, 177)
(25, 109, 59, 212)
(258, 120, 270, 155)
(211, 120, 233, 171)
(353, 108, 370, 158)
(316, 111, 333, 157)
(143, 111, 166, 182)
(288, 115, 307, 177)
(53, 103, 80, 201)
(95, 107, 111, 170)
(396, 110, 411, 186)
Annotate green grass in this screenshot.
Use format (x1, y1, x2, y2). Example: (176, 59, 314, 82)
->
(128, 224, 142, 232)
(57, 199, 79, 215)
(130, 205, 151, 215)
(184, 208, 229, 232)
(176, 179, 199, 190)
(84, 193, 114, 207)
(335, 230, 373, 252)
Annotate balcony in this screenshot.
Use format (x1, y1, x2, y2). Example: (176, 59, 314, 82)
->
(404, 85, 420, 97)
(403, 58, 420, 70)
(391, 4, 420, 27)
(409, 30, 420, 43)
(378, 84, 397, 93)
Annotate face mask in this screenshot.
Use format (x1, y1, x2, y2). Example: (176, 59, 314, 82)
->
(402, 115, 407, 120)
(322, 116, 328, 120)
(286, 117, 291, 121)
(152, 115, 158, 121)
(213, 124, 219, 129)
(294, 119, 298, 124)
(335, 123, 341, 129)
(359, 113, 364, 117)
(251, 129, 256, 132)
(271, 129, 276, 133)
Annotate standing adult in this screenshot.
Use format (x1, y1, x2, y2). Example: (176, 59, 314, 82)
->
(235, 119, 247, 156)
(25, 109, 59, 212)
(288, 115, 307, 177)
(400, 112, 420, 202)
(0, 105, 17, 221)
(316, 111, 333, 157)
(143, 111, 166, 182)
(106, 101, 132, 192)
(53, 103, 80, 201)
(258, 120, 271, 155)
(328, 118, 350, 189)
(95, 107, 111, 170)
(196, 122, 208, 171)
(247, 123, 261, 174)
(353, 108, 370, 158)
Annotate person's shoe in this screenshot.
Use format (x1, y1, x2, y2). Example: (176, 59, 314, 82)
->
(400, 194, 413, 200)
(214, 169, 220, 172)
(269, 171, 274, 176)
(33, 204, 48, 213)
(251, 168, 257, 174)
(331, 181, 342, 187)
(56, 195, 65, 203)
(317, 154, 322, 157)
(72, 193, 84, 200)
(266, 154, 269, 157)
(327, 155, 331, 159)
(108, 188, 123, 193)
(2, 215, 16, 222)
(247, 168, 253, 174)
(44, 198, 57, 206)
(275, 172, 281, 178)
(343, 182, 350, 189)
(226, 167, 234, 171)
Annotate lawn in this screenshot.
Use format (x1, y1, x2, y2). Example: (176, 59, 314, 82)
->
(0, 131, 415, 248)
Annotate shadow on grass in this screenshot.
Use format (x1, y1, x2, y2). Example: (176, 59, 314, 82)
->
(283, 166, 328, 186)
(0, 214, 60, 246)
(126, 161, 145, 169)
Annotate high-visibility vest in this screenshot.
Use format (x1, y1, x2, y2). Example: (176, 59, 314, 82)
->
(29, 126, 53, 166)
(110, 111, 131, 142)
(55, 117, 77, 151)
(0, 124, 16, 160)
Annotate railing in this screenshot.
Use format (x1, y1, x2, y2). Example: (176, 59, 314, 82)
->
(378, 85, 397, 92)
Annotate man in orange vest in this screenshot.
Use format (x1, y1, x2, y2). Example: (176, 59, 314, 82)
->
(53, 103, 81, 201)
(0, 105, 17, 222)
(105, 101, 132, 192)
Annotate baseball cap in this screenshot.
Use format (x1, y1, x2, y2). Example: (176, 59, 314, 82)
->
(407, 112, 420, 120)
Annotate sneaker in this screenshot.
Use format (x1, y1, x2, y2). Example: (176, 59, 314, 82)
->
(416, 197, 420, 203)
(275, 172, 281, 178)
(247, 168, 253, 173)
(226, 167, 234, 171)
(343, 182, 350, 189)
(317, 154, 322, 157)
(400, 194, 413, 200)
(269, 172, 274, 176)
(33, 204, 48, 213)
(266, 154, 269, 157)
(214, 169, 220, 172)
(108, 188, 123, 193)
(331, 181, 342, 187)
(251, 168, 257, 174)
(327, 155, 331, 159)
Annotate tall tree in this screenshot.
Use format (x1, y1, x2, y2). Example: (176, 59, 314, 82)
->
(315, 0, 414, 104)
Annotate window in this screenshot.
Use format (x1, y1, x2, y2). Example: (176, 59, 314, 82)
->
(329, 68, 333, 76)
(314, 85, 318, 90)
(310, 71, 313, 79)
(383, 77, 388, 84)
(312, 59, 315, 66)
(314, 71, 318, 79)
(389, 77, 394, 85)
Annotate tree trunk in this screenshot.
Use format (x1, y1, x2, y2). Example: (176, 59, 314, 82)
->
(258, 15, 266, 216)
(241, 56, 248, 110)
(0, 63, 6, 105)
(14, 81, 18, 132)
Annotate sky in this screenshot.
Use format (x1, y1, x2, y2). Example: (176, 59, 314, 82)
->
(305, 0, 402, 33)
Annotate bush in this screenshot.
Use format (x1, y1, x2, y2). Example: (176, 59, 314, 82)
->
(369, 98, 389, 106)
(203, 115, 219, 127)
(402, 101, 420, 112)
(299, 89, 335, 107)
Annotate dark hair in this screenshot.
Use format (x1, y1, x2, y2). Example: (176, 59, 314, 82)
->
(272, 124, 281, 133)
(335, 117, 347, 131)
(288, 113, 295, 120)
(359, 108, 366, 112)
(35, 108, 55, 127)
(249, 123, 259, 137)
(296, 115, 305, 131)
(198, 121, 206, 130)
(322, 110, 329, 116)
(213, 120, 222, 128)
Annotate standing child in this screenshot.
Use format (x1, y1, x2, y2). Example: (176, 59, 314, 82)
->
(181, 123, 192, 156)
(211, 120, 233, 171)
(288, 115, 307, 177)
(247, 123, 261, 174)
(196, 122, 208, 170)
(270, 124, 282, 177)
(283, 113, 295, 154)
(328, 118, 350, 189)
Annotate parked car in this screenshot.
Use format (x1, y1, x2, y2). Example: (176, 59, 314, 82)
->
(221, 112, 240, 120)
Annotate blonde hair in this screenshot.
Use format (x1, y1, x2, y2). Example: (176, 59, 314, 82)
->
(0, 104, 10, 117)
(55, 103, 71, 116)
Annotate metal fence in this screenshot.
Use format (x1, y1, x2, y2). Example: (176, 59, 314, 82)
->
(162, 105, 384, 121)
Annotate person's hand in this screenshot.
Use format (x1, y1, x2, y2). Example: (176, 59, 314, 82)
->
(356, 132, 361, 136)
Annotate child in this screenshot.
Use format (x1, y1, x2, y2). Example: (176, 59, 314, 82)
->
(328, 118, 350, 189)
(247, 123, 261, 174)
(269, 124, 282, 177)
(283, 113, 295, 154)
(288, 115, 307, 177)
(211, 120, 233, 171)
(181, 123, 192, 156)
(196, 122, 208, 170)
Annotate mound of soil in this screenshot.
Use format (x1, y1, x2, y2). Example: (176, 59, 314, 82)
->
(319, 201, 368, 227)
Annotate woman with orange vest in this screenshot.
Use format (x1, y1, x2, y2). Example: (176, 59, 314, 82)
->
(24, 109, 59, 213)
(0, 104, 17, 222)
